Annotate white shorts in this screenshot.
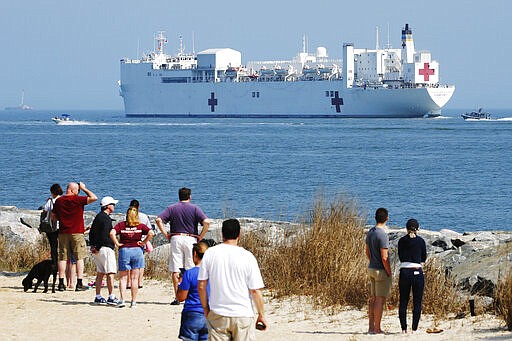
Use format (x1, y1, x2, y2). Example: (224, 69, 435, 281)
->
(169, 235, 196, 273)
(91, 247, 117, 274)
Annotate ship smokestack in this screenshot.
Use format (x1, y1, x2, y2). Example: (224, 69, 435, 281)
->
(343, 43, 354, 89)
(401, 23, 414, 63)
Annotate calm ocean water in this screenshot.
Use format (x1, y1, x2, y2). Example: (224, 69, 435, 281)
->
(0, 109, 511, 233)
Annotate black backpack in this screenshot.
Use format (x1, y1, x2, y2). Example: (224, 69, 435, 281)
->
(39, 198, 57, 233)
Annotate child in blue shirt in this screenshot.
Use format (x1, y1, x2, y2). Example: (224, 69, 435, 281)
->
(177, 241, 210, 341)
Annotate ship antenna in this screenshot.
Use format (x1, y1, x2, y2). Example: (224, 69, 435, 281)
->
(179, 34, 184, 55)
(301, 34, 309, 53)
(376, 26, 380, 50)
(21, 89, 25, 106)
(386, 22, 391, 49)
(192, 31, 195, 54)
(137, 38, 140, 59)
(155, 31, 167, 55)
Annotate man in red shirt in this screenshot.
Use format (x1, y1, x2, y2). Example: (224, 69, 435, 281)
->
(52, 182, 97, 291)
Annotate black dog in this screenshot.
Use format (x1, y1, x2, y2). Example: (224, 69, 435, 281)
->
(22, 259, 57, 293)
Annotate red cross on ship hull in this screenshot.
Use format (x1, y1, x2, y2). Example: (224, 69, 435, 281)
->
(418, 63, 435, 82)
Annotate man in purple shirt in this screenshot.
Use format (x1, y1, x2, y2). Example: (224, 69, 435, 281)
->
(156, 187, 210, 305)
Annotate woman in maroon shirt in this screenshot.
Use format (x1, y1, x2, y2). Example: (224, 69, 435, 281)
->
(110, 206, 154, 308)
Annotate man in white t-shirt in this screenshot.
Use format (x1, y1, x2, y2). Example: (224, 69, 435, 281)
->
(198, 219, 267, 340)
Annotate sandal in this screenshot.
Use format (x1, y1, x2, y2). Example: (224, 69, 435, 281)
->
(426, 327, 443, 334)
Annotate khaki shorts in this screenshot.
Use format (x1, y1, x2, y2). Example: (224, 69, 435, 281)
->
(207, 310, 255, 341)
(58, 233, 87, 261)
(368, 268, 392, 298)
(91, 247, 117, 274)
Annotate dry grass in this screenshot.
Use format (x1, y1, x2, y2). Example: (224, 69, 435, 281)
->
(422, 258, 465, 317)
(241, 197, 467, 318)
(495, 270, 512, 331)
(0, 234, 49, 272)
(389, 257, 466, 321)
(388, 257, 465, 321)
(143, 256, 172, 281)
(240, 196, 369, 309)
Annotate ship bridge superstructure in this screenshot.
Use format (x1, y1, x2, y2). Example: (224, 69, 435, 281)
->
(348, 24, 442, 89)
(121, 24, 446, 90)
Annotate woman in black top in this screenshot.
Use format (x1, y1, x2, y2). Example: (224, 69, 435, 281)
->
(43, 183, 63, 266)
(398, 218, 427, 333)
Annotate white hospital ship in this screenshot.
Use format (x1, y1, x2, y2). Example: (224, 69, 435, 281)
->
(119, 24, 454, 118)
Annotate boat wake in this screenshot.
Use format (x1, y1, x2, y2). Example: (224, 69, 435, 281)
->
(55, 120, 94, 126)
(53, 121, 303, 127)
(54, 121, 217, 127)
(464, 117, 512, 122)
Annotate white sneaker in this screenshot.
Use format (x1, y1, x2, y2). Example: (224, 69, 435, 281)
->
(130, 301, 137, 309)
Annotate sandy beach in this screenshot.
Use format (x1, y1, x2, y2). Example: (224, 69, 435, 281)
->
(1, 272, 509, 341)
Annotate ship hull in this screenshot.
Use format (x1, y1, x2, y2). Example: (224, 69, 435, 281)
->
(120, 74, 454, 118)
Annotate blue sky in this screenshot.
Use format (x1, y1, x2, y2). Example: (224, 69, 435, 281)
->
(0, 1, 510, 110)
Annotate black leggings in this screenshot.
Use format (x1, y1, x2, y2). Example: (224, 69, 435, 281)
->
(399, 268, 424, 331)
(46, 230, 59, 266)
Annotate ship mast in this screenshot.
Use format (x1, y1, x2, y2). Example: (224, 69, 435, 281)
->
(178, 35, 185, 56)
(375, 26, 380, 50)
(155, 31, 167, 55)
(192, 31, 195, 54)
(386, 22, 391, 49)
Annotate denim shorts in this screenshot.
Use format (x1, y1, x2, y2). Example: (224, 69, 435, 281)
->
(118, 247, 144, 271)
(179, 311, 208, 341)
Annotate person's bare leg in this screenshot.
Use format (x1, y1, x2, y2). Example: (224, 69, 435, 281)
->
(127, 270, 132, 288)
(106, 273, 115, 296)
(172, 272, 180, 298)
(130, 269, 140, 304)
(138, 268, 144, 288)
(66, 262, 77, 288)
(58, 260, 66, 279)
(76, 258, 84, 280)
(95, 273, 104, 295)
(119, 271, 128, 302)
(368, 296, 375, 333)
(374, 296, 386, 333)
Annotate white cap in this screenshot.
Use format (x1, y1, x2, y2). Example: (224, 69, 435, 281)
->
(100, 196, 119, 207)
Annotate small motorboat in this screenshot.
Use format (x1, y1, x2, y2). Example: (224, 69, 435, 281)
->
(51, 113, 73, 124)
(461, 108, 493, 120)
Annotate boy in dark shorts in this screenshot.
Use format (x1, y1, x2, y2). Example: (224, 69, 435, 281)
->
(176, 241, 210, 341)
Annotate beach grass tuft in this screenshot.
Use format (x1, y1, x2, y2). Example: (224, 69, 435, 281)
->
(418, 257, 465, 318)
(387, 257, 466, 321)
(0, 234, 49, 272)
(241, 196, 470, 319)
(495, 270, 512, 331)
(143, 255, 172, 281)
(240, 195, 369, 309)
